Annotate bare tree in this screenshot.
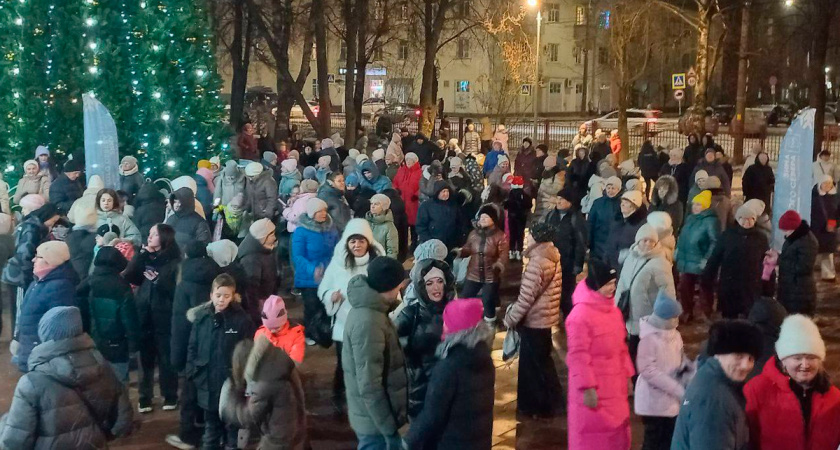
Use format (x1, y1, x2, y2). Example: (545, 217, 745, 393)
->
(313, 0, 332, 137)
(212, 0, 254, 131)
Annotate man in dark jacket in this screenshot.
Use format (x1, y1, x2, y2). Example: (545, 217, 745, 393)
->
(407, 133, 441, 166)
(133, 182, 167, 243)
(318, 138, 341, 172)
(545, 188, 587, 317)
(415, 181, 467, 251)
(237, 219, 278, 322)
(119, 156, 144, 204)
(0, 306, 134, 449)
(49, 159, 83, 215)
(587, 176, 622, 261)
(343, 258, 408, 448)
(165, 187, 211, 254)
(671, 320, 762, 450)
(637, 140, 660, 199)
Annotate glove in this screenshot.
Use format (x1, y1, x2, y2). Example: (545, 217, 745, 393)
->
(492, 261, 505, 276)
(583, 388, 598, 409)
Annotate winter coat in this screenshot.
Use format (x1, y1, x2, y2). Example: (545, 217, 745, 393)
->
(651, 176, 684, 234)
(387, 133, 404, 160)
(66, 226, 96, 279)
(514, 147, 540, 195)
(634, 317, 686, 417)
(13, 262, 80, 372)
(416, 182, 467, 250)
(245, 170, 278, 220)
(49, 174, 83, 215)
(282, 192, 317, 233)
(67, 178, 104, 225)
(671, 357, 750, 450)
(318, 183, 352, 232)
(238, 133, 259, 161)
(492, 129, 509, 151)
(358, 160, 393, 193)
(165, 188, 211, 252)
(704, 224, 768, 318)
(637, 142, 660, 181)
(683, 136, 703, 169)
(675, 208, 720, 275)
(318, 220, 385, 342)
(745, 358, 840, 450)
(604, 205, 648, 270)
(565, 280, 634, 450)
(503, 242, 561, 329)
(418, 162, 444, 203)
(408, 135, 440, 167)
(504, 189, 532, 228)
(13, 173, 50, 204)
(615, 245, 676, 335)
(545, 207, 588, 274)
(291, 215, 339, 288)
(777, 220, 819, 315)
(187, 301, 255, 410)
(403, 325, 495, 450)
(463, 156, 485, 195)
(170, 256, 221, 372)
(393, 163, 422, 225)
(2, 215, 48, 290)
(587, 194, 621, 261)
(119, 170, 144, 204)
(0, 334, 133, 449)
(342, 275, 408, 437)
(133, 183, 167, 243)
(747, 296, 787, 380)
(811, 186, 838, 253)
(742, 159, 775, 206)
(460, 223, 509, 284)
(568, 154, 596, 203)
(214, 167, 247, 207)
(462, 130, 481, 155)
(318, 146, 341, 172)
(220, 336, 307, 450)
(0, 174, 10, 214)
(254, 322, 305, 364)
(366, 211, 398, 258)
(659, 161, 692, 204)
(237, 234, 277, 322)
(194, 174, 214, 221)
(78, 248, 139, 364)
(96, 210, 142, 246)
(483, 149, 506, 175)
(123, 245, 181, 338)
(279, 170, 302, 197)
(690, 160, 731, 197)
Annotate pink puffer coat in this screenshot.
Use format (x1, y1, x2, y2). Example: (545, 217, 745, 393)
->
(633, 317, 685, 417)
(503, 242, 561, 329)
(565, 280, 634, 450)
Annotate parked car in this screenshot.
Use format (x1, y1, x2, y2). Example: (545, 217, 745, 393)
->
(758, 104, 795, 126)
(585, 109, 663, 135)
(740, 108, 769, 135)
(287, 100, 320, 118)
(678, 107, 720, 135)
(712, 104, 735, 125)
(361, 97, 387, 117)
(373, 103, 421, 123)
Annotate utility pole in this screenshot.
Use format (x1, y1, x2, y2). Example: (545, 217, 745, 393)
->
(732, 1, 750, 164)
(580, 0, 592, 112)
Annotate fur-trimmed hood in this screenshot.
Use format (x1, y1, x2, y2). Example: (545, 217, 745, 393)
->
(436, 323, 494, 359)
(186, 299, 243, 323)
(653, 175, 679, 205)
(243, 334, 295, 383)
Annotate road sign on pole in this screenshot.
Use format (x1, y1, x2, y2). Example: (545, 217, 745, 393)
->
(672, 73, 686, 89)
(769, 76, 778, 86)
(687, 67, 697, 88)
(674, 89, 685, 101)
(520, 84, 532, 96)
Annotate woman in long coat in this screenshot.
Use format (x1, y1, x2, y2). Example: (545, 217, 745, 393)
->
(811, 174, 839, 281)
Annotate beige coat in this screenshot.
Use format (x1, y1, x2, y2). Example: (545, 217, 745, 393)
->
(504, 242, 562, 329)
(13, 173, 50, 204)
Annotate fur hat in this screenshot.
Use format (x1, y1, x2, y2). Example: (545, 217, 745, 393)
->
(305, 197, 328, 218)
(281, 159, 297, 174)
(692, 190, 712, 209)
(621, 190, 643, 209)
(370, 193, 391, 211)
(442, 298, 484, 337)
(36, 241, 70, 267)
(207, 239, 238, 267)
(261, 295, 289, 330)
(262, 152, 277, 164)
(653, 289, 682, 320)
(249, 218, 276, 242)
(245, 162, 264, 177)
(367, 256, 405, 293)
(635, 223, 659, 244)
(707, 320, 763, 359)
(530, 222, 554, 243)
(414, 239, 447, 262)
(775, 314, 826, 360)
(38, 306, 83, 342)
(477, 204, 502, 228)
(586, 258, 617, 291)
(779, 210, 802, 231)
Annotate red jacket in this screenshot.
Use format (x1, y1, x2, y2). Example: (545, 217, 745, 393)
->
(745, 357, 840, 450)
(237, 133, 259, 161)
(254, 323, 306, 364)
(393, 163, 422, 225)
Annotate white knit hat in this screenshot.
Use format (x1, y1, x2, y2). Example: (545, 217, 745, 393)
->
(372, 149, 385, 161)
(348, 148, 361, 159)
(776, 314, 826, 360)
(245, 162, 264, 177)
(497, 154, 510, 166)
(370, 193, 391, 210)
(634, 223, 659, 243)
(36, 241, 71, 267)
(305, 197, 328, 218)
(621, 190, 643, 209)
(605, 176, 622, 188)
(249, 218, 276, 242)
(646, 211, 672, 233)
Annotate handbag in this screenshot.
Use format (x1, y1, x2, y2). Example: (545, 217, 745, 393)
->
(502, 304, 520, 363)
(617, 259, 650, 322)
(308, 301, 334, 349)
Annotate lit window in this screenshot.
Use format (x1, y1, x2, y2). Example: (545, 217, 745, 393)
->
(456, 80, 470, 92)
(575, 6, 586, 25)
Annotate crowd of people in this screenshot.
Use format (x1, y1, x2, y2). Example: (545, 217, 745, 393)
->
(0, 119, 838, 450)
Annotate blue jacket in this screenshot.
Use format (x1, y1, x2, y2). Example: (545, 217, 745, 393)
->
(357, 160, 393, 193)
(13, 262, 79, 372)
(278, 170, 302, 197)
(587, 194, 621, 261)
(291, 215, 339, 288)
(483, 150, 506, 175)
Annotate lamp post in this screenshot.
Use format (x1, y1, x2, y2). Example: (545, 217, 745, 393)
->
(528, 0, 541, 137)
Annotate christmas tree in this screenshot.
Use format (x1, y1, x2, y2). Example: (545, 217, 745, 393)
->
(0, 0, 228, 181)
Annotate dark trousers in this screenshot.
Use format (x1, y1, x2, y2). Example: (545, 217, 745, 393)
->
(179, 377, 203, 446)
(641, 416, 677, 450)
(301, 288, 320, 341)
(398, 224, 409, 262)
(139, 332, 178, 405)
(628, 333, 641, 385)
(334, 341, 345, 398)
(678, 273, 714, 319)
(517, 326, 563, 417)
(481, 140, 492, 154)
(560, 268, 577, 318)
(461, 280, 500, 320)
(509, 219, 526, 253)
(202, 407, 238, 450)
(409, 226, 418, 252)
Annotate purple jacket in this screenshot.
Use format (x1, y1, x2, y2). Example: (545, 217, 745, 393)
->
(633, 317, 686, 418)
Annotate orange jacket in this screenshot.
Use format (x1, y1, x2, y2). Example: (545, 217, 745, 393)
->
(254, 323, 306, 364)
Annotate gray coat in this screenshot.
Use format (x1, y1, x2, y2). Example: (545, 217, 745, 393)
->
(245, 170, 278, 220)
(0, 335, 133, 449)
(615, 245, 676, 336)
(318, 183, 352, 232)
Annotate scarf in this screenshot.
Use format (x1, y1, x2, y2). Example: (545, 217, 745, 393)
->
(119, 165, 139, 176)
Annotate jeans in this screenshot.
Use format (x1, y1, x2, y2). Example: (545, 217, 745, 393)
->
(517, 326, 563, 417)
(356, 433, 402, 450)
(461, 280, 500, 320)
(139, 332, 178, 406)
(109, 362, 129, 384)
(202, 408, 238, 450)
(641, 416, 677, 450)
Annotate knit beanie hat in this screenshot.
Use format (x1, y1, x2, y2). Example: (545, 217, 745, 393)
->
(646, 211, 672, 233)
(120, 155, 138, 168)
(63, 159, 83, 173)
(348, 148, 361, 159)
(302, 166, 317, 181)
(530, 222, 554, 243)
(0, 213, 12, 235)
(779, 210, 802, 231)
(442, 298, 484, 337)
(405, 152, 419, 164)
(449, 157, 463, 171)
(263, 152, 278, 164)
(413, 239, 447, 262)
(557, 187, 578, 206)
(625, 178, 643, 193)
(367, 256, 405, 293)
(261, 295, 288, 330)
(38, 306, 83, 342)
(653, 289, 683, 320)
(35, 145, 49, 158)
(586, 258, 617, 291)
(23, 159, 38, 172)
(372, 149, 385, 162)
(207, 239, 238, 267)
(370, 193, 391, 211)
(249, 218, 276, 242)
(707, 320, 763, 359)
(694, 169, 709, 184)
(245, 162, 264, 177)
(306, 197, 328, 218)
(281, 159, 297, 174)
(618, 159, 636, 175)
(19, 194, 46, 213)
(775, 314, 826, 360)
(356, 154, 370, 164)
(288, 150, 300, 161)
(692, 190, 712, 209)
(223, 160, 240, 177)
(743, 199, 766, 218)
(735, 203, 758, 221)
(318, 155, 332, 168)
(321, 138, 334, 149)
(621, 190, 643, 209)
(605, 176, 622, 189)
(198, 159, 212, 169)
(299, 179, 319, 194)
(36, 241, 70, 267)
(635, 223, 659, 244)
(706, 176, 722, 190)
(497, 155, 510, 166)
(543, 156, 557, 169)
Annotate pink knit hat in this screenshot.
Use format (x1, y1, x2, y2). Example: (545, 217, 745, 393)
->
(262, 295, 288, 330)
(442, 298, 484, 338)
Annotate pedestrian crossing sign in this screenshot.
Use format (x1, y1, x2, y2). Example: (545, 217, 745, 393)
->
(672, 73, 686, 90)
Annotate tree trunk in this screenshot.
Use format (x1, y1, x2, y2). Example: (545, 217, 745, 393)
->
(808, 0, 835, 158)
(275, 72, 295, 141)
(343, 0, 359, 146)
(732, 2, 750, 164)
(349, 0, 370, 148)
(313, 0, 331, 138)
(617, 41, 631, 162)
(229, 0, 250, 130)
(689, 3, 711, 136)
(419, 40, 437, 137)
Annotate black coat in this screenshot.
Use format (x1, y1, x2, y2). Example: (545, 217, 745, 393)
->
(587, 194, 621, 261)
(604, 205, 648, 270)
(236, 234, 277, 323)
(545, 207, 588, 273)
(811, 186, 839, 253)
(124, 245, 181, 337)
(395, 297, 447, 419)
(637, 142, 660, 180)
(49, 174, 83, 215)
(66, 227, 96, 280)
(651, 175, 684, 234)
(777, 220, 819, 315)
(658, 162, 692, 205)
(171, 256, 222, 372)
(187, 302, 255, 410)
(2, 215, 48, 290)
(742, 162, 775, 206)
(416, 181, 467, 250)
(408, 135, 441, 167)
(703, 224, 768, 318)
(683, 134, 703, 169)
(133, 183, 167, 243)
(568, 156, 595, 203)
(166, 188, 211, 253)
(590, 142, 611, 164)
(382, 188, 409, 261)
(404, 329, 495, 450)
(746, 296, 788, 380)
(504, 189, 532, 226)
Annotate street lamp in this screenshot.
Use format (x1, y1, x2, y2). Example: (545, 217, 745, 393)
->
(527, 0, 541, 137)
